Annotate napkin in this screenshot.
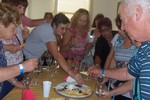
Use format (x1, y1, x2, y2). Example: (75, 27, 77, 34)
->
(22, 89, 35, 100)
(64, 76, 76, 82)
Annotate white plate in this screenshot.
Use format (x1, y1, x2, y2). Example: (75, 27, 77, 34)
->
(55, 82, 93, 99)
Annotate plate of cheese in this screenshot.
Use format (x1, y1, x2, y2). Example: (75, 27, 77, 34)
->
(55, 82, 93, 98)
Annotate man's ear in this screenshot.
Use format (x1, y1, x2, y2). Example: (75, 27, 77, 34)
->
(135, 5, 143, 21)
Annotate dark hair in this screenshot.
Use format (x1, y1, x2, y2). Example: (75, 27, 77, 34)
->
(11, 0, 28, 8)
(51, 13, 70, 27)
(98, 17, 112, 32)
(115, 14, 121, 30)
(92, 13, 104, 27)
(1, 0, 10, 3)
(0, 3, 20, 27)
(1, 0, 13, 6)
(44, 12, 53, 19)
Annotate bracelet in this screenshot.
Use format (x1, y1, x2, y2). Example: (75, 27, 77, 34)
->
(101, 69, 105, 77)
(12, 79, 17, 85)
(18, 64, 24, 75)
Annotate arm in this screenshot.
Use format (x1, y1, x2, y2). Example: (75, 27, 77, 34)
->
(104, 80, 132, 97)
(46, 41, 84, 84)
(28, 19, 45, 27)
(104, 46, 115, 69)
(21, 15, 45, 27)
(0, 58, 38, 82)
(8, 78, 24, 88)
(105, 66, 134, 81)
(3, 44, 23, 53)
(88, 66, 134, 81)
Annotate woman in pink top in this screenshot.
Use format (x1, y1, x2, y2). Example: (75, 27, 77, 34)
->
(60, 8, 90, 68)
(3, 0, 51, 27)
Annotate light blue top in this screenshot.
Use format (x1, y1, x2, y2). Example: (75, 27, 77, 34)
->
(23, 23, 56, 58)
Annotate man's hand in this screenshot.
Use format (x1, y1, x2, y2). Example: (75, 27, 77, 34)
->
(87, 66, 101, 78)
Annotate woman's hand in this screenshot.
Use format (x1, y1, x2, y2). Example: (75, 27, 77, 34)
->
(101, 90, 112, 97)
(73, 73, 84, 85)
(13, 81, 24, 88)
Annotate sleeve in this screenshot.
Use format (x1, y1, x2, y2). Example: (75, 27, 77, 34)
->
(128, 53, 140, 78)
(21, 15, 32, 27)
(38, 24, 56, 43)
(111, 34, 119, 46)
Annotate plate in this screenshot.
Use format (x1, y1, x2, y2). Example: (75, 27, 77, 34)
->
(55, 82, 93, 98)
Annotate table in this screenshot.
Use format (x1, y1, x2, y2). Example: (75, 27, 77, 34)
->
(3, 66, 110, 100)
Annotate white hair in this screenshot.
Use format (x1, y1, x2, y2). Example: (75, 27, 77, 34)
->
(121, 0, 150, 15)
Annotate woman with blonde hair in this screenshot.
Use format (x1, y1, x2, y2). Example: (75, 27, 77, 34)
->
(60, 8, 90, 68)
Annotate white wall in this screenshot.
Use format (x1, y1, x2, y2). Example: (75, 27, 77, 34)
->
(27, 0, 53, 19)
(27, 0, 120, 30)
(91, 0, 120, 30)
(0, 0, 120, 30)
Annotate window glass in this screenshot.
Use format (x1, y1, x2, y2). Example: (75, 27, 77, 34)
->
(57, 0, 90, 19)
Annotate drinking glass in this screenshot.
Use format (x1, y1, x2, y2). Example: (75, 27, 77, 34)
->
(49, 60, 58, 77)
(95, 82, 105, 100)
(46, 56, 52, 67)
(97, 76, 104, 83)
(53, 60, 58, 73)
(39, 57, 44, 66)
(23, 76, 31, 89)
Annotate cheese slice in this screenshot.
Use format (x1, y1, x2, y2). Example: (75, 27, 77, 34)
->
(79, 71, 88, 76)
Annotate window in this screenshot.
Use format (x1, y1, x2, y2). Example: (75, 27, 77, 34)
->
(54, 0, 91, 19)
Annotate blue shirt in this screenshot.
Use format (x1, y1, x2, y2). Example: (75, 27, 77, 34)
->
(128, 41, 150, 100)
(0, 41, 7, 93)
(0, 41, 7, 66)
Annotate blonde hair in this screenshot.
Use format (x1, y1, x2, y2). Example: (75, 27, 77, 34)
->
(71, 8, 90, 29)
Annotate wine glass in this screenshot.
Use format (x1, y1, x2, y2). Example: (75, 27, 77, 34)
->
(95, 75, 105, 100)
(39, 57, 44, 66)
(53, 60, 58, 73)
(46, 56, 52, 66)
(46, 55, 52, 70)
(95, 82, 105, 100)
(23, 76, 31, 89)
(49, 60, 58, 77)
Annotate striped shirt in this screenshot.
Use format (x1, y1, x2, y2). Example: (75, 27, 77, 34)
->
(128, 41, 150, 100)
